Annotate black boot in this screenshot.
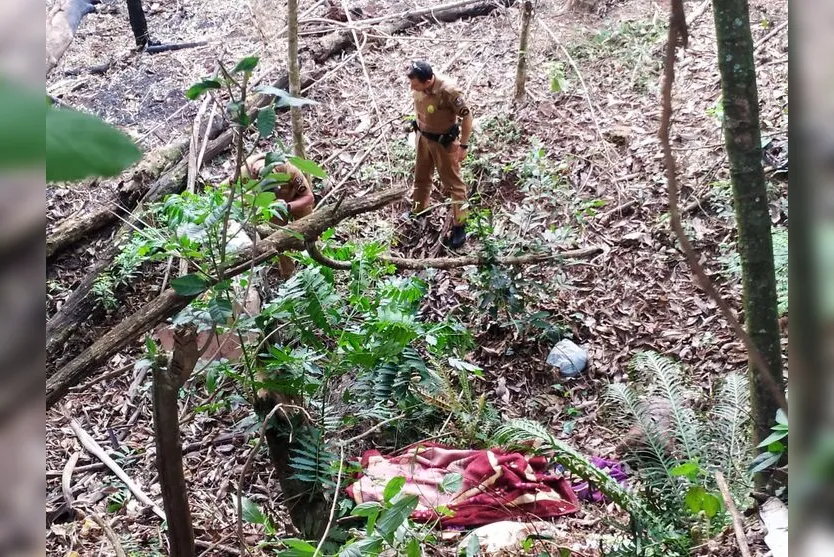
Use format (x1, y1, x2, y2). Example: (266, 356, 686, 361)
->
(445, 225, 467, 249)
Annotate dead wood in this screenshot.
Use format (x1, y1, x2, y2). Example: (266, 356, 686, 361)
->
(46, 0, 97, 75)
(715, 471, 753, 557)
(46, 186, 409, 408)
(46, 138, 189, 260)
(307, 0, 516, 63)
(45, 73, 318, 369)
(306, 241, 602, 270)
(152, 325, 198, 557)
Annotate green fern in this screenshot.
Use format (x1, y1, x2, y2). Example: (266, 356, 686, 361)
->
(710, 373, 751, 489)
(630, 352, 701, 463)
(606, 383, 679, 495)
(289, 427, 338, 488)
(493, 419, 650, 520)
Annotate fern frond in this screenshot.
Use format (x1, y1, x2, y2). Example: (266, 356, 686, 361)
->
(630, 352, 701, 463)
(605, 383, 679, 491)
(710, 373, 751, 486)
(289, 427, 337, 488)
(493, 419, 652, 522)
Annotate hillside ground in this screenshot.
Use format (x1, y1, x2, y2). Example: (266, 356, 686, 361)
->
(46, 0, 788, 555)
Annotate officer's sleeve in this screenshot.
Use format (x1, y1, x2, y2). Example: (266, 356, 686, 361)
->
(448, 86, 471, 118)
(287, 164, 310, 198)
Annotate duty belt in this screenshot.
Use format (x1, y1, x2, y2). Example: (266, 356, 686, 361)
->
(417, 125, 458, 145)
(418, 128, 444, 142)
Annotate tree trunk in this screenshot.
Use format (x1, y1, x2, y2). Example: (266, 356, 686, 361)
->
(152, 325, 198, 557)
(711, 0, 785, 488)
(288, 0, 306, 158)
(252, 397, 329, 538)
(126, 0, 150, 49)
(514, 1, 534, 103)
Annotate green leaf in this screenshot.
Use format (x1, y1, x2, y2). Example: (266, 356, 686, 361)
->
(440, 472, 463, 494)
(208, 297, 233, 323)
(436, 505, 455, 517)
(288, 156, 328, 178)
(171, 274, 210, 296)
(205, 365, 219, 394)
(464, 533, 480, 557)
(405, 538, 422, 557)
(253, 191, 277, 209)
(670, 461, 699, 479)
(277, 538, 318, 557)
(338, 536, 384, 557)
(257, 107, 276, 138)
(46, 107, 142, 182)
(240, 496, 266, 524)
(383, 476, 406, 504)
(748, 451, 781, 474)
(700, 492, 722, 518)
(775, 408, 788, 426)
(253, 85, 292, 98)
(376, 494, 418, 544)
(767, 441, 786, 453)
(351, 501, 382, 517)
(685, 486, 706, 514)
(233, 56, 260, 73)
(756, 430, 788, 448)
(0, 82, 46, 169)
(185, 78, 222, 100)
(276, 95, 319, 108)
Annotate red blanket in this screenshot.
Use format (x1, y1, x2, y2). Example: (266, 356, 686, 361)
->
(346, 444, 579, 527)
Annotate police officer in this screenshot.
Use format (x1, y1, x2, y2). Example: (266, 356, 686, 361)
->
(233, 152, 315, 278)
(406, 60, 473, 249)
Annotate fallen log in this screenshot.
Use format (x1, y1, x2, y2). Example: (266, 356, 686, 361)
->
(46, 186, 409, 408)
(47, 138, 189, 260)
(46, 74, 318, 364)
(46, 0, 97, 76)
(308, 0, 515, 63)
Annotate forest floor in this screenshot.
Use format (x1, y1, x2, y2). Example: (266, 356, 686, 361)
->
(46, 0, 788, 555)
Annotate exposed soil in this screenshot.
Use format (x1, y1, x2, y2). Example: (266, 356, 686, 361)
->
(46, 0, 788, 555)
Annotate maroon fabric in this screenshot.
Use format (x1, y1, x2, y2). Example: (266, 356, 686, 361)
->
(346, 444, 579, 527)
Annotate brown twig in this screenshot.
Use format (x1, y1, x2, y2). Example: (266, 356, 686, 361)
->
(306, 240, 603, 270)
(61, 451, 80, 509)
(85, 513, 129, 557)
(715, 471, 753, 557)
(658, 2, 787, 411)
(312, 445, 345, 557)
(68, 418, 166, 519)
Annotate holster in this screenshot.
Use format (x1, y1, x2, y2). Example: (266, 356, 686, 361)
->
(438, 124, 460, 147)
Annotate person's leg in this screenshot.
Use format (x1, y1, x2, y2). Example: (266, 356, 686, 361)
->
(435, 141, 468, 225)
(412, 135, 436, 214)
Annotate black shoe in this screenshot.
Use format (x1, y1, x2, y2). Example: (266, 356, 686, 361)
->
(445, 225, 467, 249)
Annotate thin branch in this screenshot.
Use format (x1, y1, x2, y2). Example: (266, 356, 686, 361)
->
(68, 418, 166, 520)
(61, 451, 80, 509)
(306, 240, 602, 271)
(312, 445, 345, 557)
(716, 471, 753, 557)
(658, 2, 787, 411)
(754, 20, 788, 54)
(85, 513, 129, 557)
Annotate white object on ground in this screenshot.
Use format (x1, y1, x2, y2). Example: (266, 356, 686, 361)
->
(457, 521, 561, 555)
(759, 497, 788, 557)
